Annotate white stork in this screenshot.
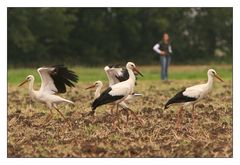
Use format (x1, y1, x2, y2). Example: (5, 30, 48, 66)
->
(85, 80, 103, 99)
(104, 64, 143, 112)
(18, 65, 78, 126)
(104, 64, 143, 96)
(85, 80, 143, 111)
(88, 62, 143, 124)
(164, 69, 224, 127)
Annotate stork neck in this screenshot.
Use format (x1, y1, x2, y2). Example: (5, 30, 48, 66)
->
(28, 78, 35, 93)
(95, 85, 102, 99)
(106, 73, 113, 87)
(207, 74, 214, 89)
(127, 68, 136, 85)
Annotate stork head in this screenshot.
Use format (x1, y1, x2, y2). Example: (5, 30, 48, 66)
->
(85, 80, 103, 90)
(94, 81, 103, 87)
(104, 66, 110, 71)
(208, 69, 224, 82)
(126, 62, 143, 77)
(18, 75, 34, 87)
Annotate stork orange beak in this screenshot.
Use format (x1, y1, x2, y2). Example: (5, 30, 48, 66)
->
(133, 67, 143, 77)
(85, 84, 96, 90)
(215, 74, 224, 82)
(18, 79, 28, 87)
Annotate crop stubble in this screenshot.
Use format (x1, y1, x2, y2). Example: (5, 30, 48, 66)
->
(7, 80, 232, 157)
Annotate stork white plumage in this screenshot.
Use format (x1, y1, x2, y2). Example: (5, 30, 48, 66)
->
(85, 80, 103, 99)
(85, 80, 117, 115)
(104, 64, 143, 108)
(88, 62, 143, 124)
(104, 65, 123, 87)
(85, 80, 143, 109)
(104, 64, 143, 87)
(164, 69, 224, 127)
(18, 65, 78, 126)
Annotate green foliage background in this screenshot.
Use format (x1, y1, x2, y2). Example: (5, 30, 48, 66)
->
(8, 8, 232, 67)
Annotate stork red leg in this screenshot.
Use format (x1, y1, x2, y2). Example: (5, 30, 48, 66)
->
(116, 105, 125, 124)
(116, 104, 119, 116)
(110, 104, 115, 115)
(53, 105, 71, 127)
(192, 104, 195, 125)
(123, 108, 129, 126)
(86, 110, 95, 116)
(115, 104, 120, 124)
(40, 108, 53, 127)
(127, 108, 143, 126)
(176, 106, 184, 128)
(112, 105, 121, 130)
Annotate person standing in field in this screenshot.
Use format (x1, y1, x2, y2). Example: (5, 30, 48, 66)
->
(153, 32, 173, 81)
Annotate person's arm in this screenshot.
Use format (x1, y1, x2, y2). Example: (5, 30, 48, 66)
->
(153, 43, 161, 54)
(153, 43, 166, 55)
(169, 45, 173, 54)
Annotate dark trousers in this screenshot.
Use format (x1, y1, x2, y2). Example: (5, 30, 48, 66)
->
(160, 55, 171, 80)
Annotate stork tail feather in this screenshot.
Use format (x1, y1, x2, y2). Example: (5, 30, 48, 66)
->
(133, 93, 143, 96)
(63, 99, 74, 105)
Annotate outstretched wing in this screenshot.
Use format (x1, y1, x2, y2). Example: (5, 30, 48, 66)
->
(38, 65, 78, 94)
(115, 68, 139, 85)
(105, 64, 139, 86)
(105, 65, 123, 86)
(115, 68, 129, 82)
(38, 67, 57, 94)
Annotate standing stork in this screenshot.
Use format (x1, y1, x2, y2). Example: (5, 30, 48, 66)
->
(164, 69, 224, 127)
(88, 62, 143, 124)
(18, 65, 78, 126)
(85, 80, 143, 110)
(104, 64, 143, 113)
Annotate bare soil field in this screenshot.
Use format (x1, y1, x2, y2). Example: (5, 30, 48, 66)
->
(7, 80, 232, 157)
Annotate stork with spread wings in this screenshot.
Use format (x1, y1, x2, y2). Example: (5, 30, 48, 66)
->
(18, 65, 78, 126)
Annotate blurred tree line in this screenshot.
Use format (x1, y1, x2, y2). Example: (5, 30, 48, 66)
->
(8, 8, 232, 67)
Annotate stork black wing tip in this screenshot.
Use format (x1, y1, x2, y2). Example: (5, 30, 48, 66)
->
(108, 64, 121, 68)
(113, 64, 121, 68)
(52, 64, 65, 68)
(86, 110, 95, 116)
(164, 104, 169, 110)
(50, 64, 79, 93)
